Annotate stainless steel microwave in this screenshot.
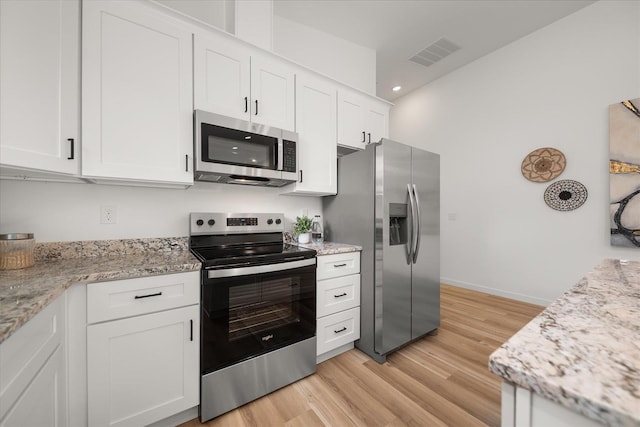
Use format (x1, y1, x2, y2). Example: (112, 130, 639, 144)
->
(194, 110, 298, 187)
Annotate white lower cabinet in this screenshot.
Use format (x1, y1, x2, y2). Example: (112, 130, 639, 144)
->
(86, 272, 200, 427)
(316, 252, 361, 362)
(501, 382, 603, 427)
(0, 296, 67, 427)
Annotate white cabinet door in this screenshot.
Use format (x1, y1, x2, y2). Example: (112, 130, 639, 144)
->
(87, 305, 199, 427)
(337, 88, 389, 149)
(193, 33, 295, 131)
(82, 0, 193, 186)
(0, 296, 66, 427)
(194, 33, 251, 121)
(337, 90, 367, 150)
(0, 0, 80, 176)
(250, 53, 295, 131)
(0, 345, 67, 427)
(282, 72, 337, 196)
(366, 100, 389, 144)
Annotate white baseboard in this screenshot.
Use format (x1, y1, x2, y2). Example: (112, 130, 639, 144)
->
(441, 277, 551, 307)
(146, 406, 198, 427)
(317, 342, 354, 364)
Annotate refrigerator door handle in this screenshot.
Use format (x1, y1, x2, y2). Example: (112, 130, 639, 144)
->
(407, 183, 417, 264)
(412, 184, 422, 263)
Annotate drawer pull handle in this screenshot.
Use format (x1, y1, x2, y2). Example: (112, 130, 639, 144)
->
(190, 319, 193, 341)
(334, 292, 347, 298)
(334, 327, 347, 334)
(333, 263, 347, 268)
(134, 291, 162, 300)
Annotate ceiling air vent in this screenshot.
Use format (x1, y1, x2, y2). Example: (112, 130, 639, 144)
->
(410, 37, 461, 67)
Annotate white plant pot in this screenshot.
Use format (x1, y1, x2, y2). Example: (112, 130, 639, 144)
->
(297, 232, 311, 244)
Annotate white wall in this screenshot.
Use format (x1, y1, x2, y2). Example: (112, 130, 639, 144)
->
(273, 15, 376, 95)
(390, 0, 640, 305)
(0, 180, 321, 242)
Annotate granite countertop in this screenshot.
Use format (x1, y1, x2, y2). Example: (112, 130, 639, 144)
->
(295, 241, 362, 255)
(489, 258, 640, 427)
(0, 237, 201, 345)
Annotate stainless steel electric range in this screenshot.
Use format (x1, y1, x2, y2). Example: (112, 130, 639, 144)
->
(189, 213, 317, 422)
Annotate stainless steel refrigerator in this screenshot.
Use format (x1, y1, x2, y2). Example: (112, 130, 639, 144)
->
(323, 138, 440, 363)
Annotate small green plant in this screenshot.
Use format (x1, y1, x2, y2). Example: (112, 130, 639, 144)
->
(293, 215, 313, 235)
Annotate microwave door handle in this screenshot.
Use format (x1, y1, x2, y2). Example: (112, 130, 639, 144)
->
(277, 138, 284, 171)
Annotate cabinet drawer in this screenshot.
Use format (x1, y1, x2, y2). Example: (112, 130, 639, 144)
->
(87, 271, 199, 324)
(316, 307, 360, 356)
(317, 274, 360, 317)
(316, 252, 360, 281)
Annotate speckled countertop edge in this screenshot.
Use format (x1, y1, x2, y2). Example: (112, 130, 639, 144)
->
(295, 241, 362, 255)
(489, 258, 640, 427)
(0, 238, 201, 345)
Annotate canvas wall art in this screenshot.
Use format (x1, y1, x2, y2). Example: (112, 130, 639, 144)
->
(609, 98, 640, 248)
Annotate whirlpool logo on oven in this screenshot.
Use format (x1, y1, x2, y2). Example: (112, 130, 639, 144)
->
(261, 334, 274, 342)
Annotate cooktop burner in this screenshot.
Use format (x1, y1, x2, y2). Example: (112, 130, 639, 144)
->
(189, 212, 316, 269)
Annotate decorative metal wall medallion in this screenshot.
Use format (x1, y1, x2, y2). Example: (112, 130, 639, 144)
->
(521, 147, 566, 182)
(544, 180, 588, 211)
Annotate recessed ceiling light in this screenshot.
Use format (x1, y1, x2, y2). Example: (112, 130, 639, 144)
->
(392, 86, 402, 92)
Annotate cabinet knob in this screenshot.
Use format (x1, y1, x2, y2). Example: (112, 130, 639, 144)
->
(208, 219, 215, 226)
(196, 219, 204, 226)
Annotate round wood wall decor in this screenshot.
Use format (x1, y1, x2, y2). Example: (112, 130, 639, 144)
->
(521, 147, 566, 182)
(544, 180, 588, 211)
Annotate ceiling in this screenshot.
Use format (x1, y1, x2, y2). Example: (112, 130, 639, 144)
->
(273, 0, 596, 101)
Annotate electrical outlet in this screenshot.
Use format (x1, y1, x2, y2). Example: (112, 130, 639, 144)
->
(101, 206, 117, 224)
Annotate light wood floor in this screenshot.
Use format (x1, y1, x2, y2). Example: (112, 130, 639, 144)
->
(179, 284, 543, 427)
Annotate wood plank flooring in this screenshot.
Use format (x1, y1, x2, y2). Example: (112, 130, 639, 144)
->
(178, 284, 543, 427)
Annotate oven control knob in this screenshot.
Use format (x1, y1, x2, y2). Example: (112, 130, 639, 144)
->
(196, 219, 204, 226)
(275, 219, 282, 225)
(208, 219, 215, 226)
(267, 219, 273, 225)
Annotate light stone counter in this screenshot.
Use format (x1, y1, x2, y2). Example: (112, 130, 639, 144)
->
(489, 258, 640, 427)
(295, 241, 362, 255)
(0, 237, 200, 345)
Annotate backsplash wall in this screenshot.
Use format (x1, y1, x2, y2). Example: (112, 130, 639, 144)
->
(0, 179, 322, 242)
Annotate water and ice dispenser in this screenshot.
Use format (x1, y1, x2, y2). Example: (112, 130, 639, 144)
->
(389, 203, 408, 246)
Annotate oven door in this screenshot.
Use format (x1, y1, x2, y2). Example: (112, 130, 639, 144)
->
(201, 258, 316, 374)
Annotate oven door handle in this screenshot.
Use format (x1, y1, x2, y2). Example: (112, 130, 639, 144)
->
(207, 257, 316, 279)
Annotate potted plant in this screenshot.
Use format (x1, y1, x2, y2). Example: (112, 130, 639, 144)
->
(293, 215, 313, 244)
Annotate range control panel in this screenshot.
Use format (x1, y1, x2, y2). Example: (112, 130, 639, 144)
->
(190, 213, 284, 235)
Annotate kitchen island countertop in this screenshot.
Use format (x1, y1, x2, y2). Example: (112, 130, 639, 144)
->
(295, 241, 362, 255)
(489, 258, 640, 426)
(0, 237, 201, 345)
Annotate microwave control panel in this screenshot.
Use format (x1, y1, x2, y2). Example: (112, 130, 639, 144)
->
(282, 140, 296, 172)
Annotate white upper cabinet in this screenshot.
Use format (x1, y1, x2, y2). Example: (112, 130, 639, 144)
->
(0, 0, 80, 177)
(282, 72, 337, 196)
(338, 88, 390, 150)
(194, 35, 251, 122)
(194, 33, 295, 131)
(82, 0, 193, 187)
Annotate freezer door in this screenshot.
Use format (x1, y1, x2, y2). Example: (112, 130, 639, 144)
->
(411, 148, 440, 339)
(375, 139, 413, 355)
